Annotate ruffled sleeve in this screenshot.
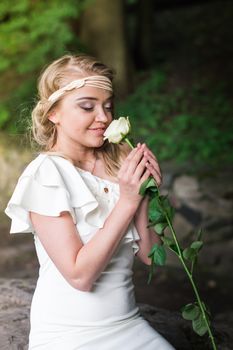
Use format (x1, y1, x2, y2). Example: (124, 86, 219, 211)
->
(5, 155, 77, 234)
(5, 153, 141, 256)
(124, 221, 141, 255)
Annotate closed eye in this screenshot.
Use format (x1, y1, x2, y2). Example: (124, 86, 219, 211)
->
(104, 103, 113, 111)
(78, 102, 94, 111)
(81, 107, 94, 111)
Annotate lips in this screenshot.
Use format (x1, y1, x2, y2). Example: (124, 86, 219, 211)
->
(89, 128, 106, 131)
(88, 127, 106, 136)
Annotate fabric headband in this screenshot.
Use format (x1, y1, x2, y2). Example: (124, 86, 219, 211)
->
(48, 75, 113, 102)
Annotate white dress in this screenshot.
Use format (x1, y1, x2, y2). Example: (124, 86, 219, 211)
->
(5, 153, 175, 350)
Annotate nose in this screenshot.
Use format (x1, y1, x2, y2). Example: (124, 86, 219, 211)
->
(95, 107, 109, 122)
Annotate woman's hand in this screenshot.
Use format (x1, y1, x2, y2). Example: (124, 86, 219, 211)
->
(117, 143, 151, 206)
(141, 143, 162, 187)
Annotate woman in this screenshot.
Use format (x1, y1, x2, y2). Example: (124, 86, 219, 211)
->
(5, 54, 175, 349)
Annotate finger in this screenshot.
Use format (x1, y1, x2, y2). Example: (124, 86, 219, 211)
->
(139, 168, 151, 187)
(133, 155, 148, 180)
(144, 154, 161, 177)
(145, 163, 162, 186)
(143, 145, 157, 161)
(125, 145, 146, 176)
(119, 147, 139, 175)
(125, 146, 139, 161)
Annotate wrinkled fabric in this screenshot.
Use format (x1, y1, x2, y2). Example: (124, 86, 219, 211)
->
(5, 154, 175, 349)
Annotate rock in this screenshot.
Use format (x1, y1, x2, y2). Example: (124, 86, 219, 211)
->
(166, 213, 193, 244)
(0, 241, 38, 278)
(198, 238, 233, 274)
(173, 175, 201, 200)
(0, 278, 36, 350)
(0, 278, 231, 350)
(139, 303, 232, 350)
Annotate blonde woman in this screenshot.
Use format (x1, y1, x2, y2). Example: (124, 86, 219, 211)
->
(5, 55, 175, 349)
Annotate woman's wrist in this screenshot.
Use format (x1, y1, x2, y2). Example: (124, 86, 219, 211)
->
(117, 196, 141, 215)
(134, 195, 149, 219)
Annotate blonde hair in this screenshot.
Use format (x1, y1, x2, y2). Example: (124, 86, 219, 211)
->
(31, 54, 125, 176)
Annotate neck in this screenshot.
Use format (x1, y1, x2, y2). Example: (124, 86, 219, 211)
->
(50, 141, 97, 169)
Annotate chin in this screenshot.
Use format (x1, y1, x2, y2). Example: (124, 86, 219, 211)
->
(90, 138, 105, 148)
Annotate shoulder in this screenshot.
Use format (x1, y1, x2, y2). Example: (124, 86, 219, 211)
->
(18, 153, 75, 189)
(19, 153, 58, 181)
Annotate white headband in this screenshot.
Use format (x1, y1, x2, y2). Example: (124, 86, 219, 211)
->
(48, 75, 113, 102)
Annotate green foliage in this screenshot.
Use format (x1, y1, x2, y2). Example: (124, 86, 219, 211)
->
(182, 302, 210, 336)
(0, 0, 85, 73)
(183, 241, 203, 262)
(148, 243, 166, 284)
(182, 303, 201, 321)
(139, 176, 159, 197)
(148, 243, 166, 266)
(117, 70, 233, 169)
(0, 0, 89, 130)
(141, 175, 216, 346)
(0, 105, 10, 129)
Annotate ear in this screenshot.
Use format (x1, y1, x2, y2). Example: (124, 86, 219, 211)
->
(48, 110, 60, 124)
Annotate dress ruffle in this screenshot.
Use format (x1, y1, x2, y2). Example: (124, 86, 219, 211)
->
(124, 222, 140, 255)
(5, 153, 140, 254)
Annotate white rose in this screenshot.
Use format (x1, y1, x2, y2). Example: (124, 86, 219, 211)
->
(103, 117, 131, 143)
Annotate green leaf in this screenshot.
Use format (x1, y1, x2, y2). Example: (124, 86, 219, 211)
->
(182, 303, 201, 321)
(154, 222, 168, 235)
(161, 237, 180, 255)
(147, 262, 155, 284)
(148, 198, 165, 223)
(197, 228, 203, 241)
(183, 247, 196, 261)
(183, 240, 203, 263)
(191, 240, 203, 252)
(139, 177, 152, 196)
(148, 244, 166, 266)
(159, 195, 175, 221)
(139, 177, 158, 196)
(161, 236, 174, 246)
(192, 313, 208, 336)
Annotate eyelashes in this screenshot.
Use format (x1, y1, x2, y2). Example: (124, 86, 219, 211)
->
(79, 104, 113, 112)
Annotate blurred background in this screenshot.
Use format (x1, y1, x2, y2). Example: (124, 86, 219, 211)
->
(0, 0, 232, 341)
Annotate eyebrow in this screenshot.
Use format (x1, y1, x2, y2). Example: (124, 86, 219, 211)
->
(75, 96, 113, 102)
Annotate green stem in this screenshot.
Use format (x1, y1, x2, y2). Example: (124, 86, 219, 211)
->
(123, 138, 217, 348)
(162, 202, 217, 350)
(124, 137, 134, 149)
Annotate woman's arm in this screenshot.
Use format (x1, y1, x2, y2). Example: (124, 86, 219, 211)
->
(134, 196, 162, 265)
(30, 198, 137, 292)
(30, 145, 151, 292)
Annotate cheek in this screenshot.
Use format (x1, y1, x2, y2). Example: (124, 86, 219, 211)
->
(64, 111, 91, 128)
(107, 113, 113, 123)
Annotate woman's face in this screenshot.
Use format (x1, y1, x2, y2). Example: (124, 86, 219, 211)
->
(49, 85, 113, 150)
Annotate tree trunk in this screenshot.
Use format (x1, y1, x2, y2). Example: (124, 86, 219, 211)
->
(79, 0, 133, 96)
